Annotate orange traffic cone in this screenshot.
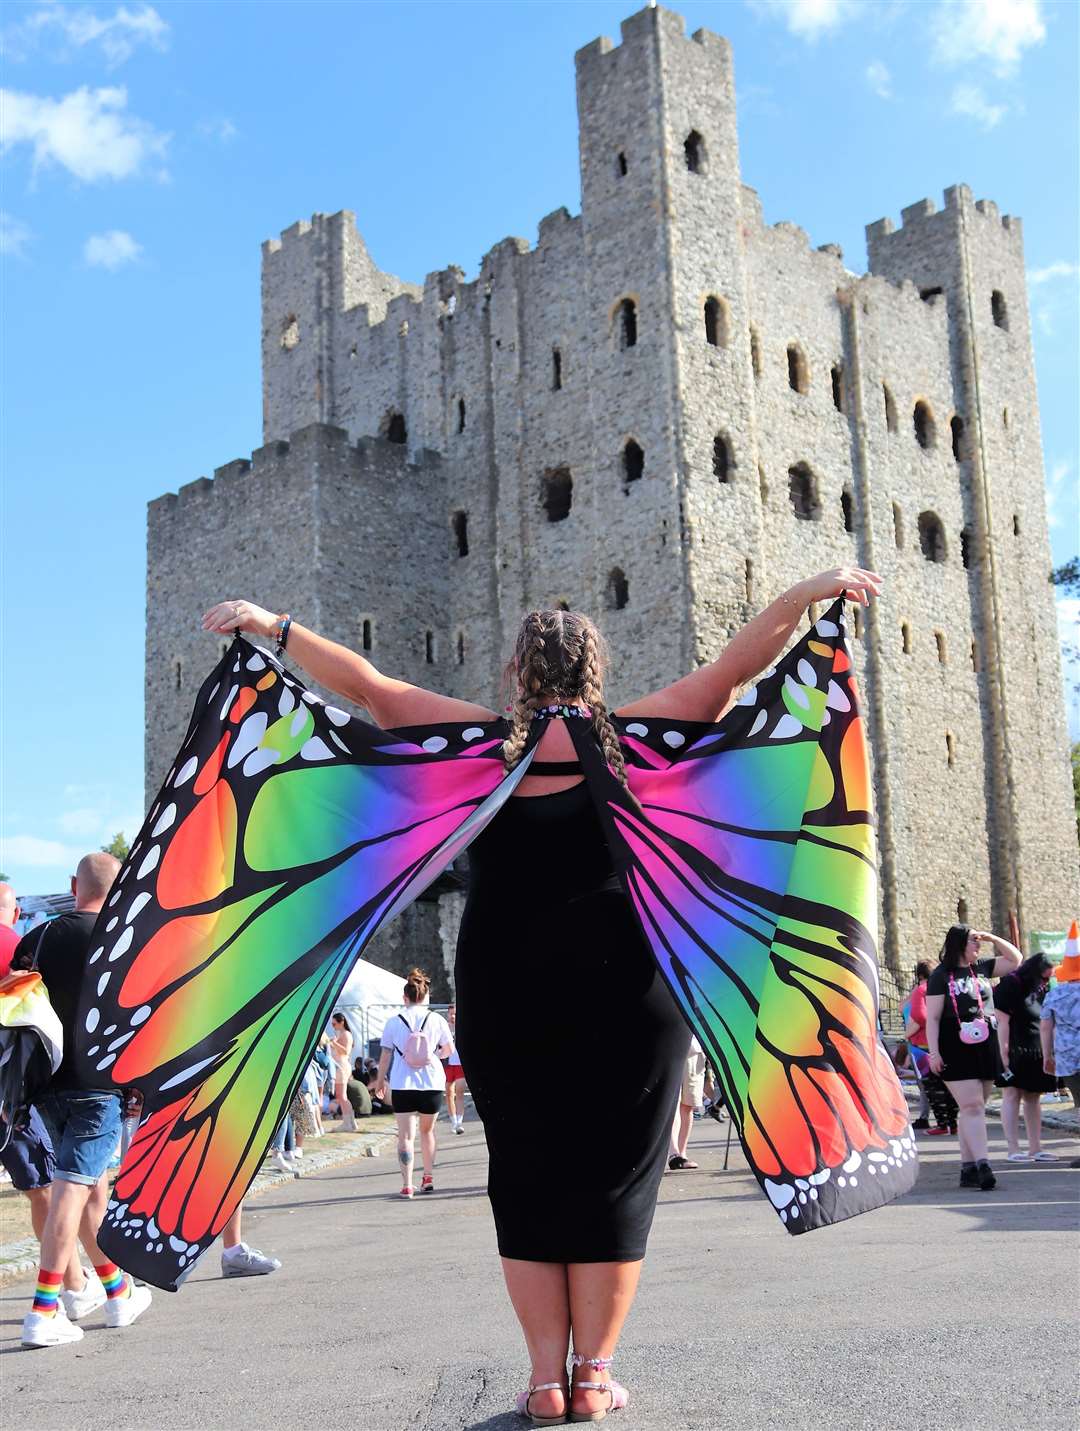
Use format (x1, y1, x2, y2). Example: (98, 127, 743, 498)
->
(1056, 920, 1080, 982)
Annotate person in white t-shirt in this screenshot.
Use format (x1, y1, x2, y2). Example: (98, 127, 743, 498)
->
(376, 968, 453, 1198)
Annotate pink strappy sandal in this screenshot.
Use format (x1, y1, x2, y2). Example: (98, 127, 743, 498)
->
(569, 1354, 629, 1423)
(515, 1380, 568, 1426)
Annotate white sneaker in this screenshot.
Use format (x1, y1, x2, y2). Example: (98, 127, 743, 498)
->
(271, 1151, 297, 1176)
(104, 1280, 152, 1328)
(21, 1308, 84, 1348)
(221, 1245, 282, 1277)
(61, 1269, 106, 1321)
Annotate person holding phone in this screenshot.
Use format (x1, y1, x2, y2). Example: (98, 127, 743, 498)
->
(924, 924, 1022, 1190)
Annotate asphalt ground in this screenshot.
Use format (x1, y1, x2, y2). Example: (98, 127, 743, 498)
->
(2, 1116, 1077, 1431)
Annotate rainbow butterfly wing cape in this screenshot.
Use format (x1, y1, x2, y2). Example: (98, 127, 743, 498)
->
(75, 599, 914, 1290)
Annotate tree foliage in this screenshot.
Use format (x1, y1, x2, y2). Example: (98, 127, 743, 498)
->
(101, 832, 130, 861)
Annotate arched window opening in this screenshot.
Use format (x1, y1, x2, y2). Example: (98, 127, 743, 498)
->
(935, 631, 947, 664)
(913, 400, 935, 449)
(704, 296, 727, 348)
(840, 487, 854, 532)
(945, 731, 956, 767)
(456, 632, 465, 666)
(883, 383, 898, 432)
(362, 618, 373, 652)
(991, 290, 1008, 330)
(713, 433, 733, 484)
(744, 557, 753, 604)
(385, 411, 407, 445)
(457, 398, 466, 434)
(542, 467, 573, 522)
(787, 345, 808, 394)
(892, 502, 904, 549)
(960, 527, 973, 570)
(787, 462, 819, 520)
(901, 621, 912, 655)
(618, 298, 638, 349)
(424, 631, 435, 665)
(623, 439, 644, 487)
(280, 315, 299, 351)
(831, 364, 844, 413)
(616, 151, 628, 177)
(918, 511, 947, 563)
(684, 130, 705, 174)
(174, 660, 182, 692)
(951, 414, 964, 462)
(452, 509, 469, 558)
(957, 896, 969, 923)
(758, 463, 768, 504)
(750, 326, 762, 379)
(606, 567, 629, 611)
(1012, 513, 1021, 537)
(552, 346, 563, 391)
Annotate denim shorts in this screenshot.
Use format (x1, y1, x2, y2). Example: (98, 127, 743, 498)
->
(35, 1089, 122, 1187)
(0, 1106, 55, 1191)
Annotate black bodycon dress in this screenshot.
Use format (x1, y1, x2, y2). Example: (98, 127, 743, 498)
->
(453, 777, 690, 1263)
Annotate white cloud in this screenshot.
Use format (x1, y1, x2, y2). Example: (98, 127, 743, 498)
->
(57, 807, 110, 838)
(5, 5, 169, 68)
(1028, 261, 1079, 286)
(0, 834, 82, 869)
(0, 85, 169, 182)
(197, 117, 238, 144)
(1044, 459, 1075, 532)
(0, 210, 31, 256)
(83, 228, 141, 268)
(949, 83, 1007, 129)
(932, 0, 1046, 75)
(749, 0, 859, 40)
(865, 60, 892, 98)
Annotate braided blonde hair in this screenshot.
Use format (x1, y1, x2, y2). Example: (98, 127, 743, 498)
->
(500, 609, 631, 795)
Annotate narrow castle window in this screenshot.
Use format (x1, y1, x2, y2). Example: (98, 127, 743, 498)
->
(552, 346, 563, 390)
(623, 439, 644, 487)
(853, 607, 864, 639)
(452, 509, 469, 558)
(456, 631, 465, 665)
(1012, 513, 1021, 537)
(542, 467, 573, 522)
(957, 896, 969, 922)
(883, 383, 898, 433)
(1002, 406, 1010, 428)
(970, 638, 978, 672)
(174, 660, 182, 692)
(787, 462, 819, 519)
(960, 526, 972, 569)
(758, 462, 768, 504)
(892, 502, 904, 549)
(713, 433, 733, 484)
(918, 511, 947, 563)
(951, 415, 964, 462)
(616, 151, 628, 177)
(606, 567, 629, 611)
(280, 315, 299, 351)
(991, 290, 1008, 330)
(362, 618, 373, 652)
(920, 286, 944, 303)
(684, 130, 706, 174)
(841, 487, 854, 533)
(750, 326, 762, 379)
(935, 630, 947, 664)
(901, 621, 912, 655)
(787, 345, 808, 395)
(618, 298, 637, 349)
(704, 296, 728, 348)
(744, 557, 753, 603)
(946, 731, 955, 767)
(831, 365, 844, 413)
(913, 400, 935, 449)
(425, 631, 435, 664)
(457, 398, 466, 434)
(385, 411, 407, 445)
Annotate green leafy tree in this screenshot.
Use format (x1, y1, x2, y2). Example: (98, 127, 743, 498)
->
(101, 832, 130, 861)
(1050, 559, 1080, 700)
(1072, 743, 1080, 845)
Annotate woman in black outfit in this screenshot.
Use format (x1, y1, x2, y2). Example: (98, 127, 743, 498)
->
(204, 564, 881, 1426)
(995, 954, 1057, 1161)
(925, 924, 1022, 1190)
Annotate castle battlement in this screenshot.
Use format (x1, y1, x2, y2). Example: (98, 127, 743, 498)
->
(867, 184, 1023, 247)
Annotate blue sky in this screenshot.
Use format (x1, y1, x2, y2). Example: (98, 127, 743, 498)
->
(1, 0, 1077, 896)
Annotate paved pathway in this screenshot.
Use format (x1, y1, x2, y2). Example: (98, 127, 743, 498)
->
(2, 1117, 1077, 1430)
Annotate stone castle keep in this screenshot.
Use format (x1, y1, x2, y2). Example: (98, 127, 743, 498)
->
(146, 4, 1079, 998)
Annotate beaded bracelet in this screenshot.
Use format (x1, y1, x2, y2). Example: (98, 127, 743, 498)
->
(273, 613, 292, 653)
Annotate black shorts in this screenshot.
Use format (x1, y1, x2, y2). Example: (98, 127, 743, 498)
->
(0, 1107, 55, 1191)
(389, 1089, 443, 1115)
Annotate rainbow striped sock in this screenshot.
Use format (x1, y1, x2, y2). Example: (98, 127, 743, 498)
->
(32, 1269, 63, 1317)
(94, 1262, 128, 1301)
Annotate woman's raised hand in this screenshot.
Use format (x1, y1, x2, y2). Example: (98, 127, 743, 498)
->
(796, 568, 883, 607)
(201, 599, 278, 638)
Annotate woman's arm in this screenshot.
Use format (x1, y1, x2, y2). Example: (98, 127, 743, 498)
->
(615, 567, 882, 723)
(202, 599, 497, 728)
(376, 1048, 393, 1100)
(925, 994, 945, 1075)
(976, 931, 1023, 977)
(1040, 1014, 1055, 1075)
(996, 1009, 1011, 1069)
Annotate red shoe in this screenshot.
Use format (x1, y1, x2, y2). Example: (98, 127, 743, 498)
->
(420, 1175, 435, 1194)
(926, 1126, 952, 1136)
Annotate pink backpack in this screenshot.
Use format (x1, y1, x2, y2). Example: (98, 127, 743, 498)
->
(398, 1013, 433, 1070)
